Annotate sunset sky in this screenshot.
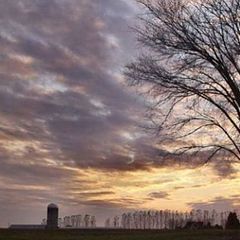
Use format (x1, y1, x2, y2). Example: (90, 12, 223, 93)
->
(0, 0, 240, 227)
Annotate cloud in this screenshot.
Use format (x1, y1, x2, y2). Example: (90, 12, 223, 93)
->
(188, 196, 240, 211)
(148, 191, 170, 199)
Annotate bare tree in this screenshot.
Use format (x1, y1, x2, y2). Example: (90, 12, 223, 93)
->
(125, 0, 240, 163)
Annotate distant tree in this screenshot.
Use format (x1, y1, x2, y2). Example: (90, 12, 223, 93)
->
(125, 0, 240, 163)
(225, 212, 240, 229)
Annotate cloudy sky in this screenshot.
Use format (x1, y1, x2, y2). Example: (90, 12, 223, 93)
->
(0, 0, 240, 227)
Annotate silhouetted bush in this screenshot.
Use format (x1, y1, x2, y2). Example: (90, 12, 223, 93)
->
(225, 212, 240, 229)
(213, 224, 223, 230)
(184, 221, 204, 230)
(184, 221, 223, 230)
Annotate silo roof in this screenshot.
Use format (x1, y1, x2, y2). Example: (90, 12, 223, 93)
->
(48, 203, 58, 208)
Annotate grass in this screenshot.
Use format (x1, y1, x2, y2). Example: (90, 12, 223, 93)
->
(0, 229, 240, 240)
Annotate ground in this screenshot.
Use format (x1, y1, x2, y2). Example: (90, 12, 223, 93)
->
(0, 229, 240, 240)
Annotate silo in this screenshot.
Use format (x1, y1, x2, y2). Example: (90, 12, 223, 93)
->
(46, 203, 59, 229)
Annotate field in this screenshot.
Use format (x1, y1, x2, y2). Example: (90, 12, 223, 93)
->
(0, 229, 240, 240)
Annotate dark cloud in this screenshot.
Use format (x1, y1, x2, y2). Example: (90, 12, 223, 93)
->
(210, 159, 238, 178)
(188, 196, 240, 211)
(0, 0, 156, 175)
(69, 191, 115, 197)
(191, 184, 205, 188)
(148, 191, 170, 199)
(0, 0, 140, 170)
(173, 186, 185, 190)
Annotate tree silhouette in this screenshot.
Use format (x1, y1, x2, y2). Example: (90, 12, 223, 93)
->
(225, 212, 240, 229)
(125, 0, 240, 163)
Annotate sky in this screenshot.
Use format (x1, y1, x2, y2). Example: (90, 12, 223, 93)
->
(0, 0, 240, 227)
